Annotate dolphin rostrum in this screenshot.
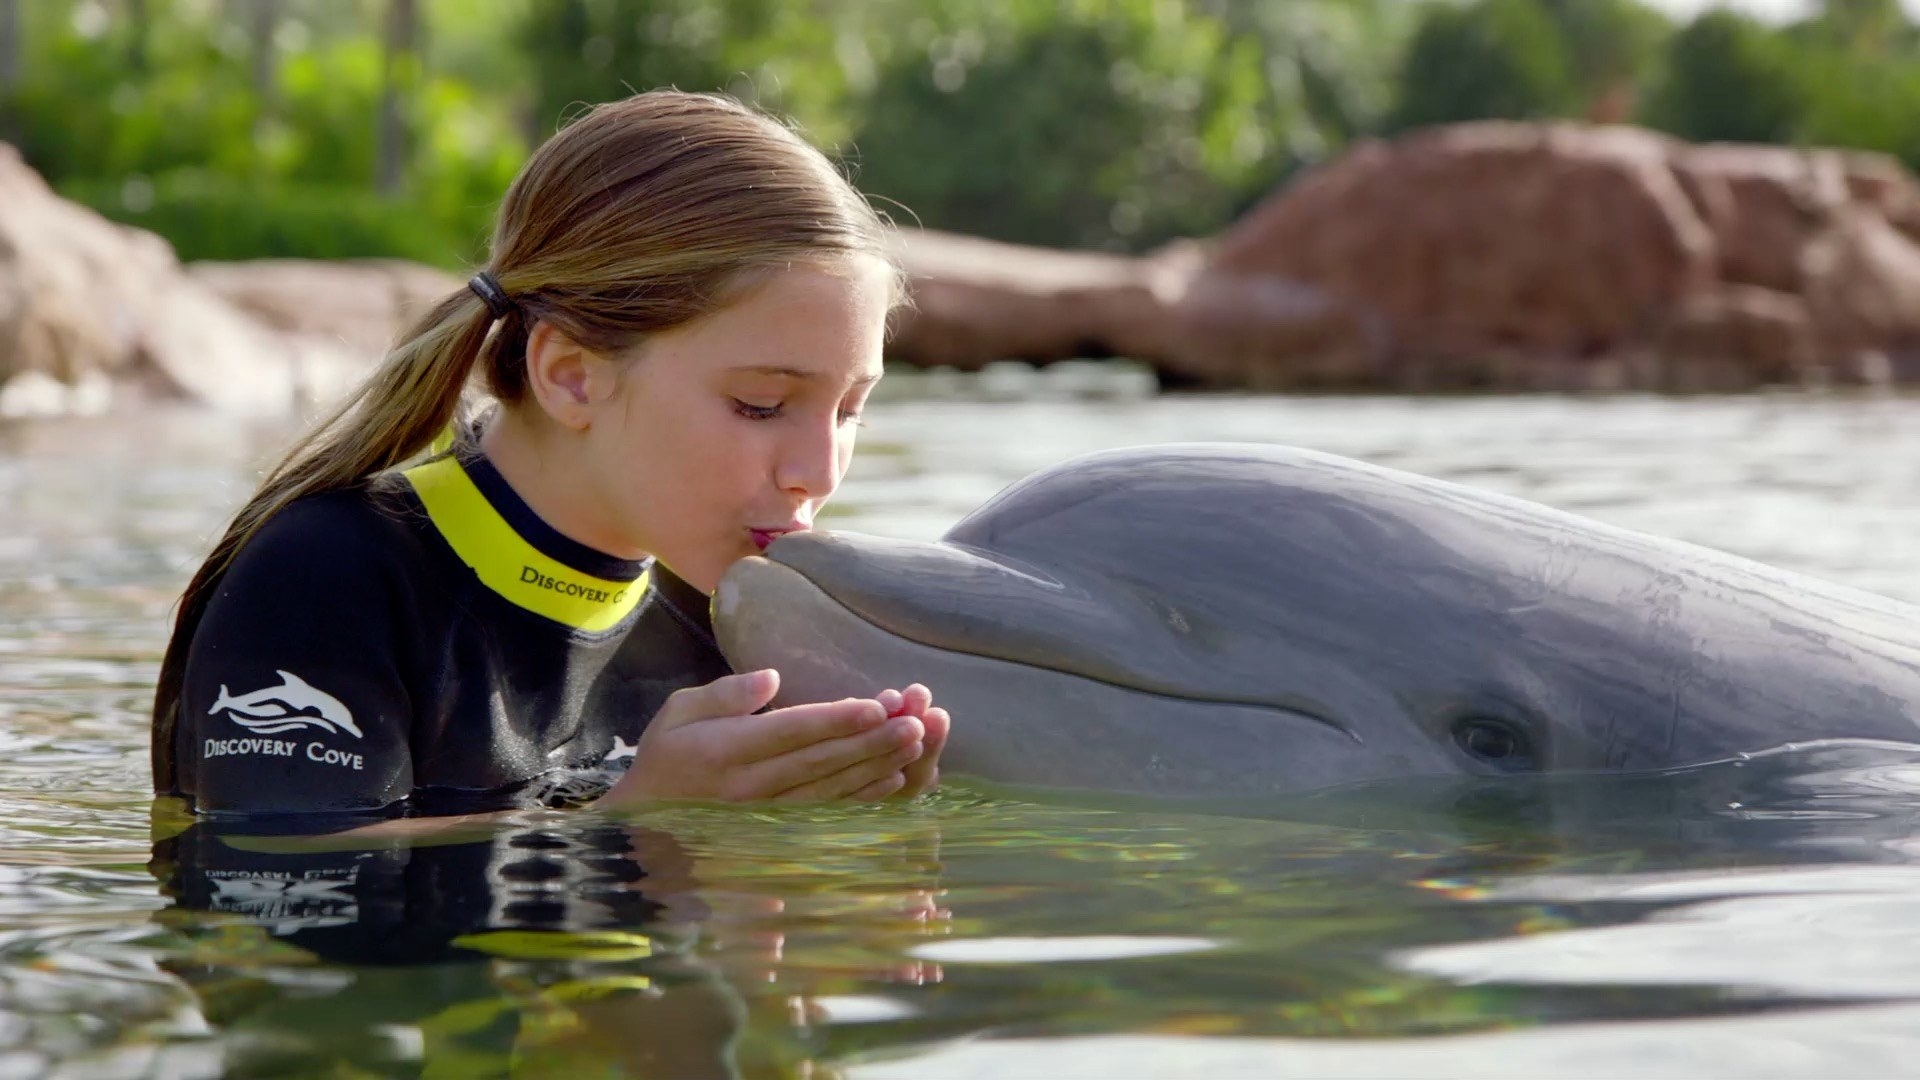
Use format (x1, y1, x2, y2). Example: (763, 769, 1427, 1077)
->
(712, 443, 1920, 797)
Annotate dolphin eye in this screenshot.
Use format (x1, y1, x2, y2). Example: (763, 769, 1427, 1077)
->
(1452, 716, 1536, 771)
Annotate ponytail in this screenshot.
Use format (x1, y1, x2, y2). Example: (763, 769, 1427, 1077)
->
(149, 288, 497, 792)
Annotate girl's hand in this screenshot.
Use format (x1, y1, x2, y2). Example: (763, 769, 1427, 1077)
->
(602, 669, 927, 806)
(875, 683, 950, 799)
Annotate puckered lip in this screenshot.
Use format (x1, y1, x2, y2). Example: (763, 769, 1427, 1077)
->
(748, 522, 811, 550)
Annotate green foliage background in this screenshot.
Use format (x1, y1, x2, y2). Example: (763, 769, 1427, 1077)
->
(0, 0, 1914, 268)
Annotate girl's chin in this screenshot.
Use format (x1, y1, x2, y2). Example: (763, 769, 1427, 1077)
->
(641, 550, 717, 595)
(653, 533, 775, 594)
(683, 560, 725, 595)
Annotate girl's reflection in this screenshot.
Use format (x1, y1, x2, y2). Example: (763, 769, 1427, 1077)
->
(148, 805, 946, 1078)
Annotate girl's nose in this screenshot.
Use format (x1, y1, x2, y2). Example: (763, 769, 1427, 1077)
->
(773, 415, 846, 501)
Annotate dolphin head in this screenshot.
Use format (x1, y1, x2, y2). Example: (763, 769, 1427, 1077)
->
(713, 444, 1533, 796)
(713, 444, 1920, 798)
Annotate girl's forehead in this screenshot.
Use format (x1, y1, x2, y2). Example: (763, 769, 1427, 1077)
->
(733, 256, 897, 315)
(719, 363, 883, 390)
(641, 262, 891, 377)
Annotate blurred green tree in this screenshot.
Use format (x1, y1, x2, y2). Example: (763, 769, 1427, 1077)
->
(1203, 0, 1418, 157)
(518, 0, 859, 145)
(1389, 0, 1579, 131)
(1799, 0, 1914, 55)
(0, 0, 19, 142)
(1641, 9, 1810, 144)
(7, 0, 1917, 268)
(1536, 0, 1671, 121)
(0, 0, 18, 93)
(377, 0, 420, 195)
(1792, 0, 1920, 166)
(0, 0, 522, 265)
(848, 0, 1282, 250)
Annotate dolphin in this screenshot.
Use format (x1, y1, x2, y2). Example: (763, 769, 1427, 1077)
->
(210, 670, 364, 739)
(711, 443, 1920, 797)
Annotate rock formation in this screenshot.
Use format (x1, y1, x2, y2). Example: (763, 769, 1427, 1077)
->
(889, 122, 1920, 390)
(186, 259, 461, 357)
(0, 144, 452, 417)
(8, 122, 1920, 409)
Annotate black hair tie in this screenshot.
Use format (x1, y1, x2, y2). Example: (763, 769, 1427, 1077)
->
(468, 271, 515, 321)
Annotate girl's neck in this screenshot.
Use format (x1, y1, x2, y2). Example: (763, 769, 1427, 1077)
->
(478, 408, 649, 561)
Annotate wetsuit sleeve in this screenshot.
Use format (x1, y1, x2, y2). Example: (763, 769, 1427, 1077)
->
(178, 497, 419, 821)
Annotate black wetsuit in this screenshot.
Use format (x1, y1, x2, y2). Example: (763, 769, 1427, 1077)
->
(154, 443, 732, 824)
(146, 447, 742, 1062)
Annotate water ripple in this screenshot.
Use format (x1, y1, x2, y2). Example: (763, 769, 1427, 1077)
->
(4, 391, 1920, 1076)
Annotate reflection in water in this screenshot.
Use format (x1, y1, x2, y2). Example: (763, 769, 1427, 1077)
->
(6, 387, 1920, 1075)
(119, 742, 1920, 1076)
(147, 805, 951, 1077)
(0, 747, 1914, 1075)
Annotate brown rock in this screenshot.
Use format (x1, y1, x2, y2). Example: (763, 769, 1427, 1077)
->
(188, 258, 462, 356)
(1164, 271, 1386, 389)
(1653, 285, 1819, 390)
(1672, 144, 1859, 293)
(19, 121, 1908, 405)
(1209, 124, 1719, 363)
(887, 122, 1920, 391)
(0, 146, 176, 390)
(1839, 152, 1920, 241)
(136, 278, 373, 414)
(0, 144, 374, 416)
(886, 229, 1197, 370)
(1802, 208, 1920, 381)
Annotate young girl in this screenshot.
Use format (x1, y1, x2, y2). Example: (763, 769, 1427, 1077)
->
(149, 91, 950, 825)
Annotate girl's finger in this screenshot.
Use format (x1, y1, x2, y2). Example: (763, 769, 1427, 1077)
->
(900, 684, 933, 717)
(898, 707, 950, 798)
(919, 706, 950, 751)
(849, 772, 908, 802)
(736, 715, 922, 798)
(770, 738, 921, 802)
(719, 697, 889, 765)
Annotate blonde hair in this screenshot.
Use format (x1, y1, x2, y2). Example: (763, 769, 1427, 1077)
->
(152, 91, 902, 791)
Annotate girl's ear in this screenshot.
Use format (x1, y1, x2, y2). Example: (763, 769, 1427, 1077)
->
(523, 320, 621, 431)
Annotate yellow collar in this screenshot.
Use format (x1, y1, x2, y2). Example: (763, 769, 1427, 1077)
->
(402, 455, 648, 632)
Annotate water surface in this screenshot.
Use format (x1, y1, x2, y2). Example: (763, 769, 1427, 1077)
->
(3, 379, 1919, 1078)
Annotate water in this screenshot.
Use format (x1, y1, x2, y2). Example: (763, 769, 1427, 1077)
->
(4, 375, 1920, 1078)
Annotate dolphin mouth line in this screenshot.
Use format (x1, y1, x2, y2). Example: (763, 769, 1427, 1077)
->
(998, 662, 1366, 743)
(751, 555, 1361, 744)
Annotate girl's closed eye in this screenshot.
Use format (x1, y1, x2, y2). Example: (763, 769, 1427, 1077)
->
(732, 398, 783, 421)
(733, 397, 867, 426)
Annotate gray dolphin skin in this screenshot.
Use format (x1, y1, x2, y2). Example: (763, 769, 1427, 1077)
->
(711, 443, 1920, 797)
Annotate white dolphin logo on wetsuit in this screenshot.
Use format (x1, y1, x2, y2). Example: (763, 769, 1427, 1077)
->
(210, 670, 364, 739)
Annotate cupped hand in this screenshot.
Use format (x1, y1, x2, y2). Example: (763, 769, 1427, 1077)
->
(601, 669, 927, 807)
